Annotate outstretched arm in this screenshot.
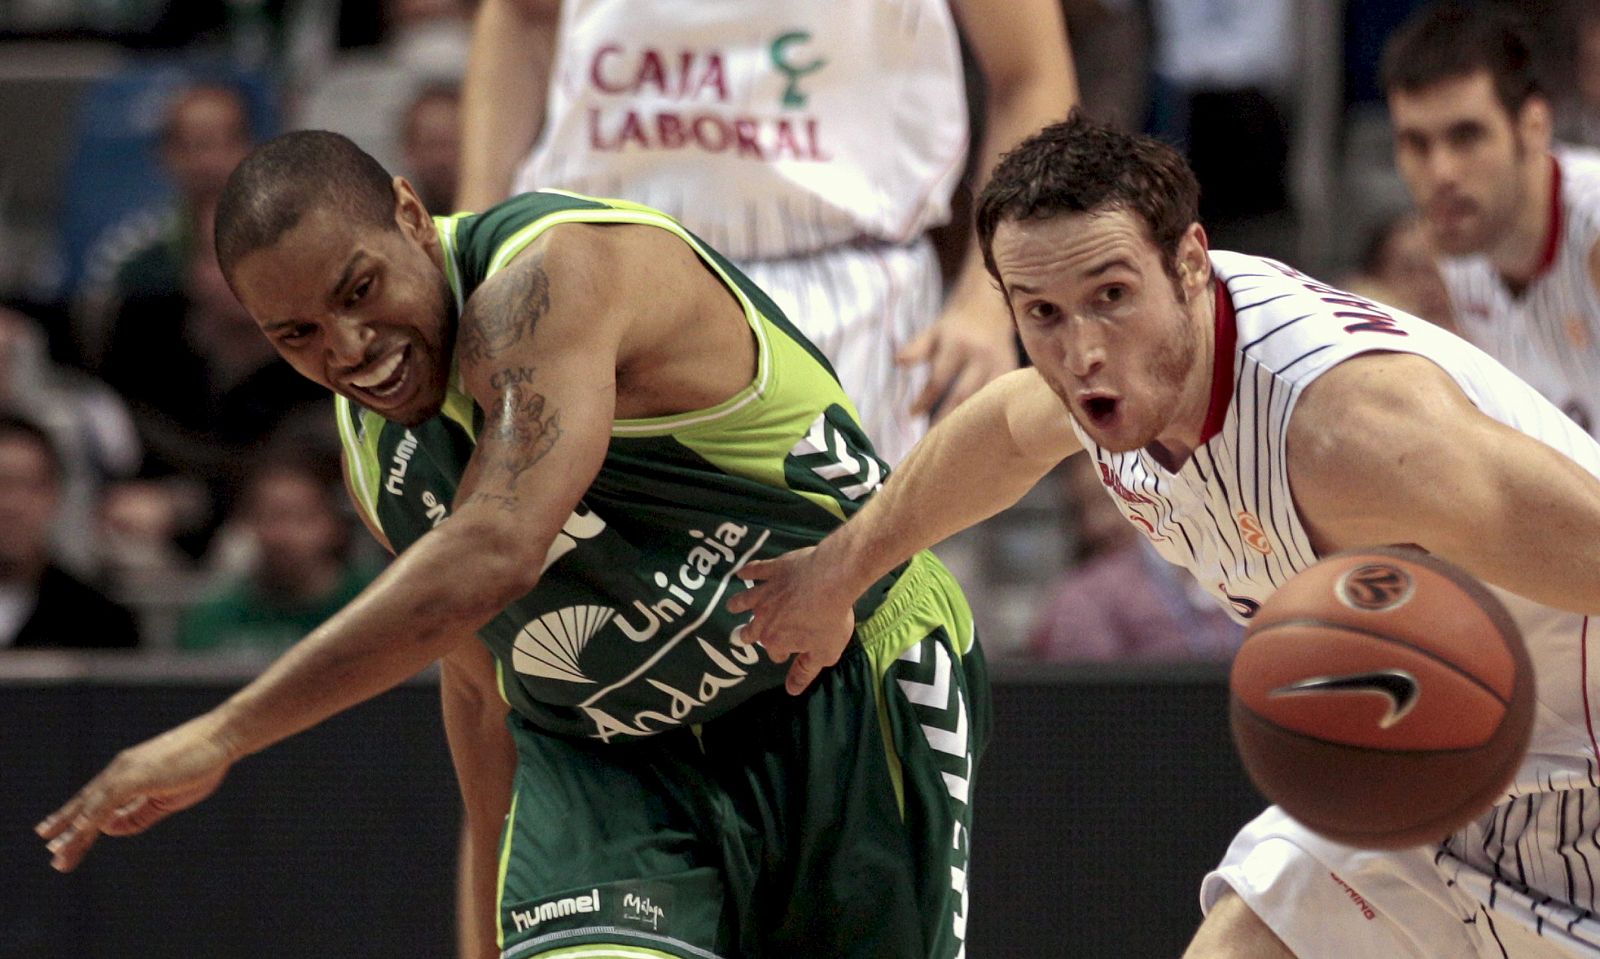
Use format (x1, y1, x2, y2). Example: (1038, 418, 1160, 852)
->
(1290, 351, 1600, 612)
(458, 0, 560, 210)
(731, 367, 1082, 692)
(37, 226, 625, 872)
(901, 0, 1078, 418)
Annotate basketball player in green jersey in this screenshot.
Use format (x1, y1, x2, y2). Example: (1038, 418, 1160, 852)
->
(37, 131, 986, 959)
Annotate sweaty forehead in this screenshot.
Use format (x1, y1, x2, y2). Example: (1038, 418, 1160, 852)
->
(993, 209, 1155, 289)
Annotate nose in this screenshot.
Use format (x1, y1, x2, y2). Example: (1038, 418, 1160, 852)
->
(326, 315, 373, 371)
(1061, 324, 1105, 380)
(1421, 145, 1461, 192)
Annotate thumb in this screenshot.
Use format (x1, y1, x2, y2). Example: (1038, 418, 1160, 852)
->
(785, 653, 825, 695)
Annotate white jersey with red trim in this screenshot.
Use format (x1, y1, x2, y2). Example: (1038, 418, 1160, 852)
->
(1138, 251, 1600, 956)
(512, 0, 968, 262)
(1441, 147, 1600, 437)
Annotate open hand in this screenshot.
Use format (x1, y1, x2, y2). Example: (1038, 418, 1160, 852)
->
(36, 714, 237, 872)
(728, 547, 858, 695)
(898, 300, 1018, 420)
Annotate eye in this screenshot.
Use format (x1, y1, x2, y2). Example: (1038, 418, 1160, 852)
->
(1026, 301, 1061, 324)
(345, 276, 373, 308)
(1446, 124, 1486, 150)
(1098, 284, 1128, 305)
(1396, 132, 1428, 157)
(278, 324, 316, 345)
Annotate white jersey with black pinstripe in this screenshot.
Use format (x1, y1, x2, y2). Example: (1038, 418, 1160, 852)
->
(1136, 251, 1600, 955)
(1441, 147, 1600, 437)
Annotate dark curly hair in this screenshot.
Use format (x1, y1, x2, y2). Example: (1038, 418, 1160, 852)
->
(1381, 2, 1544, 117)
(976, 112, 1200, 289)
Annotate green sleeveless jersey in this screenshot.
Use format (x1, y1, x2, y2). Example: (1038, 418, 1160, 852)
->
(337, 191, 906, 742)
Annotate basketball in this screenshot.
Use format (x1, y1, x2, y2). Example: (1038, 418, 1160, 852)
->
(1229, 547, 1534, 849)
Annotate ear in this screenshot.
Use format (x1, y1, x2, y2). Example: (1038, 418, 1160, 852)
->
(1175, 222, 1211, 301)
(392, 175, 434, 243)
(387, 172, 438, 254)
(1516, 95, 1554, 154)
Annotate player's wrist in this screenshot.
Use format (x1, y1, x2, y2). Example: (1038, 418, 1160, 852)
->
(812, 527, 889, 601)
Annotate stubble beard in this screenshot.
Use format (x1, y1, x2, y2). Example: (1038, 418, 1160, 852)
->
(1083, 299, 1202, 453)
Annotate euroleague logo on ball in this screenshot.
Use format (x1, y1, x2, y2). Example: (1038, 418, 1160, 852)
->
(1335, 563, 1415, 612)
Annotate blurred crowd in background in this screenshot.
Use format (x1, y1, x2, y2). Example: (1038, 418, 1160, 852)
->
(0, 0, 1593, 663)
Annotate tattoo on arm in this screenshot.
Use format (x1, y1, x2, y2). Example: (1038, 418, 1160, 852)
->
(483, 370, 564, 488)
(458, 262, 551, 366)
(460, 491, 520, 513)
(489, 367, 538, 390)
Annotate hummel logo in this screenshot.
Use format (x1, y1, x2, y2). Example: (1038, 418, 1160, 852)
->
(1268, 670, 1420, 729)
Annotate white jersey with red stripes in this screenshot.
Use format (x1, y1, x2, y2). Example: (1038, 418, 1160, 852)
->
(1078, 250, 1600, 956)
(1440, 147, 1600, 437)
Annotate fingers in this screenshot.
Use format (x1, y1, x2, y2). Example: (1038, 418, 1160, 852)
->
(43, 806, 107, 873)
(907, 334, 963, 417)
(725, 581, 769, 616)
(931, 362, 995, 424)
(36, 795, 84, 842)
(38, 758, 137, 871)
(895, 327, 936, 368)
(731, 556, 777, 584)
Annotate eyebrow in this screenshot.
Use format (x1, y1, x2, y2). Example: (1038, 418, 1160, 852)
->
(261, 253, 364, 334)
(327, 253, 364, 303)
(1008, 257, 1137, 296)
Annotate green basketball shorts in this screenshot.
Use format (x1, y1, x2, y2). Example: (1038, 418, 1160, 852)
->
(494, 550, 990, 958)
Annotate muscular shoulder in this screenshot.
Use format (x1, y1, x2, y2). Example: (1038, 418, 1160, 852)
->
(1288, 351, 1480, 550)
(464, 222, 682, 342)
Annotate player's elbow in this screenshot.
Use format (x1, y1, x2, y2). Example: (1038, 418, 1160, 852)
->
(446, 518, 549, 611)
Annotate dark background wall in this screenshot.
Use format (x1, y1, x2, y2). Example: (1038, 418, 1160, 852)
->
(3, 662, 1266, 958)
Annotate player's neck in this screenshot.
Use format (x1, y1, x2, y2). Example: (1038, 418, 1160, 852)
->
(1491, 152, 1557, 291)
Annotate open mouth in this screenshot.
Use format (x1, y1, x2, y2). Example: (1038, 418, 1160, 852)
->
(348, 345, 411, 405)
(1082, 395, 1119, 427)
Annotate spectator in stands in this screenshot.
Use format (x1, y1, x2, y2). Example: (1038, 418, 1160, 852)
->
(1029, 457, 1242, 662)
(178, 449, 378, 654)
(1340, 210, 1457, 332)
(0, 304, 141, 573)
(0, 416, 139, 649)
(1556, 4, 1600, 148)
(75, 82, 255, 366)
(399, 80, 461, 214)
(98, 200, 328, 560)
(291, 0, 470, 174)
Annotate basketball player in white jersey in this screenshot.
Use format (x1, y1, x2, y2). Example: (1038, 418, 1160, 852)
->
(1385, 2, 1600, 437)
(457, 0, 1077, 463)
(728, 114, 1600, 957)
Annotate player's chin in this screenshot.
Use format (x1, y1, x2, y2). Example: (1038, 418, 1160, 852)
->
(1427, 221, 1482, 257)
(344, 383, 446, 426)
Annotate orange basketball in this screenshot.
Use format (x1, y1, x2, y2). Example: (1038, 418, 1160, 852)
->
(1229, 547, 1534, 849)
